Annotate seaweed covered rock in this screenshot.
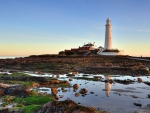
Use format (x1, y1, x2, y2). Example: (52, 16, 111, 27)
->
(0, 109, 25, 113)
(35, 100, 77, 113)
(4, 85, 29, 97)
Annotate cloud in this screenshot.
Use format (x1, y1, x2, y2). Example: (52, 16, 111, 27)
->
(137, 29, 150, 32)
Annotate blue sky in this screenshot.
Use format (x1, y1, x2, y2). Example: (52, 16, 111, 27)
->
(0, 0, 150, 56)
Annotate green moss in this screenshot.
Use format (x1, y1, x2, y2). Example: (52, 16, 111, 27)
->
(20, 105, 41, 113)
(14, 94, 52, 105)
(13, 94, 52, 113)
(6, 81, 36, 87)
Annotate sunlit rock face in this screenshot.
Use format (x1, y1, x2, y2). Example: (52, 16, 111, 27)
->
(105, 75, 112, 97)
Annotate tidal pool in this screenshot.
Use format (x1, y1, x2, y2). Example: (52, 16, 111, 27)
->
(27, 72, 150, 113)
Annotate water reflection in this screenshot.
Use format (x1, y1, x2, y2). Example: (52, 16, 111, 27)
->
(105, 75, 112, 97)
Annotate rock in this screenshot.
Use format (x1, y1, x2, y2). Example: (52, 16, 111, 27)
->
(61, 87, 65, 90)
(0, 109, 25, 113)
(90, 92, 94, 94)
(144, 82, 150, 86)
(74, 72, 79, 74)
(137, 78, 142, 82)
(0, 88, 4, 95)
(54, 94, 59, 100)
(59, 95, 64, 98)
(75, 93, 80, 97)
(73, 84, 79, 89)
(43, 102, 52, 108)
(80, 88, 88, 94)
(69, 78, 73, 81)
(147, 104, 150, 107)
(4, 85, 29, 97)
(83, 74, 89, 76)
(32, 83, 40, 87)
(93, 76, 102, 79)
(148, 94, 150, 98)
(131, 95, 139, 98)
(67, 73, 75, 76)
(56, 74, 60, 78)
(51, 88, 58, 94)
(72, 72, 76, 76)
(0, 83, 11, 88)
(134, 103, 142, 107)
(38, 71, 42, 74)
(36, 100, 78, 113)
(51, 80, 60, 84)
(134, 111, 141, 113)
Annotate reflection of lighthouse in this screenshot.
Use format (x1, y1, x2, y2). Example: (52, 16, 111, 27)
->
(104, 18, 112, 50)
(105, 75, 112, 97)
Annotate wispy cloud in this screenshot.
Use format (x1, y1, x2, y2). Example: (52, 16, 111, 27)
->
(137, 29, 150, 32)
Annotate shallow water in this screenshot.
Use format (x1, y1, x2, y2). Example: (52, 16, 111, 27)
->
(4, 71, 150, 113)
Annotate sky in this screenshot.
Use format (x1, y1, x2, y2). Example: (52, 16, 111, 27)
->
(0, 0, 150, 57)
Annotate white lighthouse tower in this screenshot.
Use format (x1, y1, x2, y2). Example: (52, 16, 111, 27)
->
(97, 18, 124, 55)
(104, 18, 112, 50)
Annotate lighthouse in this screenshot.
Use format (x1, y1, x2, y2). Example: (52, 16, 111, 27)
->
(104, 18, 112, 50)
(97, 18, 124, 55)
